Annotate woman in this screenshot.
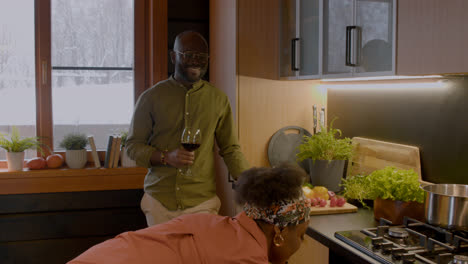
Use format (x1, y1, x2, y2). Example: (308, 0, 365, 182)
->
(68, 165, 312, 264)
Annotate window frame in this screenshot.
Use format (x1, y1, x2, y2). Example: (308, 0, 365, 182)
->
(0, 0, 167, 168)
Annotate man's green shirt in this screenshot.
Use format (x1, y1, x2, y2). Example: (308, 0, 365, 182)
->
(126, 76, 249, 210)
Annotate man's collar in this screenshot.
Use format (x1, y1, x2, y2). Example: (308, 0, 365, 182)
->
(170, 74, 204, 91)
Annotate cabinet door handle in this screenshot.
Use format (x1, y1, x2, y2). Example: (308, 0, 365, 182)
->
(291, 38, 300, 71)
(346, 26, 361, 67)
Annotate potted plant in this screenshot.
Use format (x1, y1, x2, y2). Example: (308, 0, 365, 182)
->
(119, 131, 136, 167)
(296, 119, 353, 192)
(59, 133, 88, 169)
(341, 166, 426, 224)
(0, 126, 44, 172)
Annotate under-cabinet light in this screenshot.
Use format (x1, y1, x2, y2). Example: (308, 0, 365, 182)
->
(320, 75, 443, 82)
(318, 79, 449, 91)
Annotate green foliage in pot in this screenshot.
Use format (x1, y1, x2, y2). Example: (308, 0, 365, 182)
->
(59, 133, 88, 150)
(119, 130, 129, 148)
(0, 126, 44, 154)
(341, 166, 425, 208)
(296, 119, 353, 162)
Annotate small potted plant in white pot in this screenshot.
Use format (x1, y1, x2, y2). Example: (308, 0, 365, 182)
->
(0, 126, 44, 171)
(59, 133, 88, 169)
(119, 131, 136, 168)
(296, 119, 353, 192)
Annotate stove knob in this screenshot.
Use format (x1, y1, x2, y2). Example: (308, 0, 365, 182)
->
(402, 253, 416, 263)
(453, 255, 468, 264)
(381, 242, 394, 255)
(391, 248, 406, 260)
(371, 237, 384, 247)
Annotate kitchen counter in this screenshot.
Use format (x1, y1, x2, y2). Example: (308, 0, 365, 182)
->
(307, 208, 380, 264)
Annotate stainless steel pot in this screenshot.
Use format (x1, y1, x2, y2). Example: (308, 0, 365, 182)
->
(422, 184, 468, 230)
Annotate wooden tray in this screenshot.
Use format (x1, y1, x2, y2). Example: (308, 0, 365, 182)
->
(309, 201, 357, 216)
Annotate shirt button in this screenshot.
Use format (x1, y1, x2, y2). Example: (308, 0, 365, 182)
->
(176, 187, 180, 191)
(186, 94, 189, 97)
(178, 169, 182, 173)
(185, 112, 189, 115)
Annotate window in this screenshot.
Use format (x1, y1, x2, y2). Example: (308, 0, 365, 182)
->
(51, 0, 135, 151)
(0, 0, 37, 160)
(0, 0, 167, 164)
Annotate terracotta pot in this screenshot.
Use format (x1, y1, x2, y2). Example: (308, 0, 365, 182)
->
(373, 197, 425, 225)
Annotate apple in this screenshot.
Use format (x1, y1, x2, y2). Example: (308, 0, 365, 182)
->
(46, 154, 64, 169)
(26, 157, 47, 170)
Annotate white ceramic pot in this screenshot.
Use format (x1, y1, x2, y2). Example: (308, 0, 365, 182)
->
(120, 147, 136, 167)
(65, 149, 87, 169)
(6, 151, 25, 172)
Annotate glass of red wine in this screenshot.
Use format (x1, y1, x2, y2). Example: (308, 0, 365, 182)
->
(181, 127, 201, 176)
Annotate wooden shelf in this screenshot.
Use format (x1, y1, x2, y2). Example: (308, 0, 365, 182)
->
(0, 167, 147, 195)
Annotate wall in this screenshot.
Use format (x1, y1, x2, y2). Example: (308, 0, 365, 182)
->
(328, 77, 468, 184)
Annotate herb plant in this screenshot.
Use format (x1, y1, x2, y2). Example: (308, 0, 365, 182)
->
(341, 166, 425, 207)
(0, 126, 44, 154)
(296, 119, 353, 162)
(120, 131, 128, 148)
(59, 133, 88, 150)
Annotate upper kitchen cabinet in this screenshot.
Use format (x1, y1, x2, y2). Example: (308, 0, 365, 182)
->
(280, 0, 320, 79)
(322, 0, 395, 78)
(397, 0, 468, 75)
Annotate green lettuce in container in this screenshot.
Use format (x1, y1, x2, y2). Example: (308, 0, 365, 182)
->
(341, 166, 426, 224)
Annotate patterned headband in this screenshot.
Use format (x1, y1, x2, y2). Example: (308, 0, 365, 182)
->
(243, 196, 312, 228)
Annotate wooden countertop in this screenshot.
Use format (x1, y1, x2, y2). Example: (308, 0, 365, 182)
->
(0, 167, 147, 195)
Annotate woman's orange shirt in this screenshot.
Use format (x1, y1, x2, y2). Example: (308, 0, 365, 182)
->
(68, 212, 269, 264)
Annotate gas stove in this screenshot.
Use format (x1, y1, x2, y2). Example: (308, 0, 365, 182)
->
(335, 217, 468, 264)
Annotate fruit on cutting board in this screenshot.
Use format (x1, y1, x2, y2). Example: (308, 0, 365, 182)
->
(303, 185, 347, 207)
(312, 186, 329, 201)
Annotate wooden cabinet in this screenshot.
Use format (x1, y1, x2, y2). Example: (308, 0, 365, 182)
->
(397, 0, 468, 75)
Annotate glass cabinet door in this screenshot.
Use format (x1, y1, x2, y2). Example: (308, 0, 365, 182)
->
(299, 0, 320, 77)
(355, 0, 394, 75)
(279, 0, 298, 78)
(322, 0, 354, 76)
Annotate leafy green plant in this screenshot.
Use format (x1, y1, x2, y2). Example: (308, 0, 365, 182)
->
(341, 166, 425, 207)
(296, 119, 353, 162)
(59, 133, 88, 150)
(119, 130, 129, 148)
(0, 126, 44, 154)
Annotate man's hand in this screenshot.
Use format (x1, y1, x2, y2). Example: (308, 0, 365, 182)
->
(165, 147, 194, 168)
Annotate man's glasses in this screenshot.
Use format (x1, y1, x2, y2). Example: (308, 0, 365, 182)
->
(174, 50, 209, 63)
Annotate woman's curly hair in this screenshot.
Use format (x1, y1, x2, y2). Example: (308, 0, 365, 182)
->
(235, 163, 307, 208)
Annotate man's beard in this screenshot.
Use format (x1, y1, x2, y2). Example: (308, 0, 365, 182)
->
(176, 62, 208, 83)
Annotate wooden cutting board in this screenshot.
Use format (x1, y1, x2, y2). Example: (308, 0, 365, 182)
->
(309, 201, 358, 216)
(347, 137, 431, 185)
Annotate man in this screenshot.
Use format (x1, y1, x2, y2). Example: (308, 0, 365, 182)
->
(126, 31, 249, 226)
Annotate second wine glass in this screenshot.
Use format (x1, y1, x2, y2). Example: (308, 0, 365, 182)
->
(181, 127, 201, 176)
